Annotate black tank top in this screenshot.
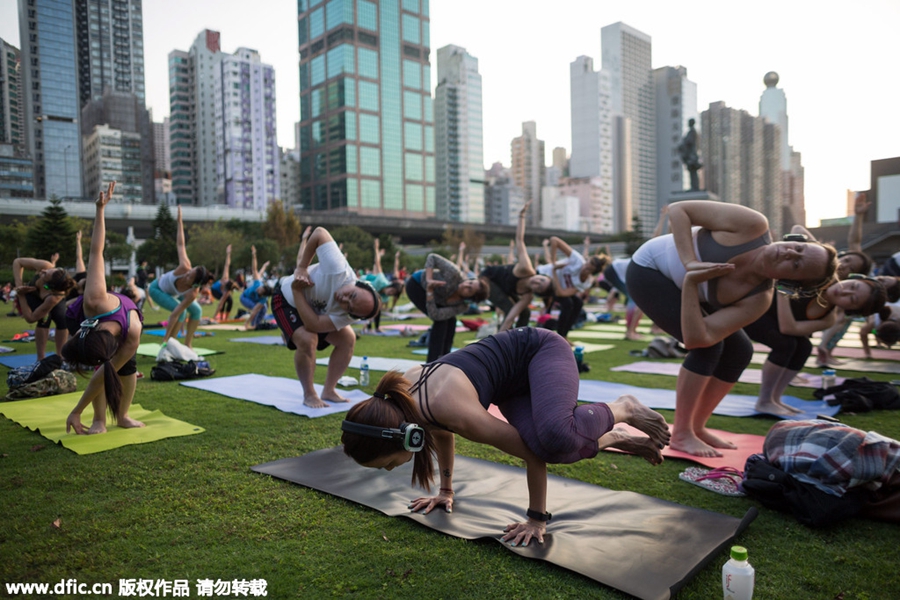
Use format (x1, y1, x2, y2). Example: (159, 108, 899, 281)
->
(697, 228, 773, 310)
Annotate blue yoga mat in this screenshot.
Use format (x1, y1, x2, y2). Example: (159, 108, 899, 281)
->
(143, 329, 213, 338)
(0, 353, 51, 369)
(576, 379, 840, 420)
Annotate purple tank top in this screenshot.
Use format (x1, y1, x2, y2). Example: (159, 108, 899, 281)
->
(66, 292, 143, 343)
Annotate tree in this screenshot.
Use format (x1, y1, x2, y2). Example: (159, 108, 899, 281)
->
(262, 200, 302, 257)
(329, 225, 375, 273)
(0, 220, 31, 269)
(624, 213, 646, 256)
(24, 197, 76, 265)
(186, 222, 244, 277)
(136, 203, 178, 270)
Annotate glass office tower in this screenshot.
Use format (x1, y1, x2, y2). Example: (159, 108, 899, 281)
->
(19, 0, 83, 199)
(297, 0, 434, 216)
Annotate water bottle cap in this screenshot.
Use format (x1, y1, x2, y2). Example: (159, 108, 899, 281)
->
(363, 356, 368, 360)
(730, 546, 748, 561)
(823, 369, 835, 376)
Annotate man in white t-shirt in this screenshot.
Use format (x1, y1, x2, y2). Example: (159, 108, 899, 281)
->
(272, 227, 380, 408)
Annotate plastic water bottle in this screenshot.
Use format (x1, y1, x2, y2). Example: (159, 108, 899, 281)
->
(359, 356, 370, 387)
(722, 545, 755, 600)
(822, 368, 836, 389)
(574, 345, 584, 368)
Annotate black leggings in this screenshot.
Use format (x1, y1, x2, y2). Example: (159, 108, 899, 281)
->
(626, 262, 753, 383)
(553, 294, 583, 338)
(487, 283, 530, 329)
(743, 306, 812, 371)
(406, 277, 456, 363)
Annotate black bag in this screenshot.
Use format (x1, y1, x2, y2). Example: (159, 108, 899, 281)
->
(6, 354, 63, 389)
(741, 454, 868, 527)
(813, 377, 900, 412)
(150, 359, 215, 382)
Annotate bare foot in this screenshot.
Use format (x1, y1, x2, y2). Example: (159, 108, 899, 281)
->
(598, 428, 664, 465)
(755, 399, 802, 416)
(304, 394, 328, 409)
(670, 429, 721, 457)
(610, 394, 671, 448)
(118, 416, 146, 428)
(321, 391, 349, 404)
(696, 428, 737, 450)
(87, 422, 108, 435)
(624, 332, 643, 341)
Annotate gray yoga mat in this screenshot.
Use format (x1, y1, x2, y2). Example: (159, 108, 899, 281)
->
(253, 447, 756, 600)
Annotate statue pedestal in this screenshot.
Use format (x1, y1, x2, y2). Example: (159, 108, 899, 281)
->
(669, 190, 719, 203)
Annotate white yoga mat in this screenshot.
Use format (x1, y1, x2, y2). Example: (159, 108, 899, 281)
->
(180, 374, 369, 418)
(316, 355, 422, 373)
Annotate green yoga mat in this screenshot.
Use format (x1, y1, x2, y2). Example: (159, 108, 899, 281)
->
(136, 343, 218, 357)
(0, 392, 204, 454)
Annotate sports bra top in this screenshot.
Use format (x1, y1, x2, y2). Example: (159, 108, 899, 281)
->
(697, 229, 773, 310)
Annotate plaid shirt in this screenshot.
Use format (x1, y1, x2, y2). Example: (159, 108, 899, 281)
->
(765, 420, 900, 497)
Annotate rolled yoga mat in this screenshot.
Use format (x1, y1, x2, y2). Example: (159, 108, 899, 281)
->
(253, 447, 756, 600)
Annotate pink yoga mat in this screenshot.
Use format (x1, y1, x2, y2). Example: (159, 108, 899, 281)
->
(486, 406, 761, 472)
(752, 343, 900, 362)
(382, 324, 469, 333)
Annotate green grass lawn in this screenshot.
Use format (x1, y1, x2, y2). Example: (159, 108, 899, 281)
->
(2, 302, 899, 599)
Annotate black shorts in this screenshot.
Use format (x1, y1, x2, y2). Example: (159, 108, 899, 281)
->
(25, 292, 66, 329)
(271, 288, 330, 351)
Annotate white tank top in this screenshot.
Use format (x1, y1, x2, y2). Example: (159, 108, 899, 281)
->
(157, 269, 181, 296)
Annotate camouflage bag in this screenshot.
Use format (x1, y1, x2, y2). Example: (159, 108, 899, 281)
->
(5, 369, 77, 401)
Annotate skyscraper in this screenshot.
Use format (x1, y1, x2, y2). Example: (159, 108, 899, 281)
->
(759, 71, 805, 228)
(74, 0, 145, 107)
(434, 44, 483, 223)
(510, 121, 544, 227)
(153, 117, 170, 175)
(569, 55, 614, 232)
(296, 0, 434, 216)
(169, 30, 223, 206)
(0, 38, 25, 151)
(214, 47, 279, 210)
(701, 101, 783, 235)
(653, 65, 698, 202)
(19, 0, 83, 199)
(601, 22, 655, 234)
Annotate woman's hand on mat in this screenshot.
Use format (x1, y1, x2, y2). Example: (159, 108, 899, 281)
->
(66, 413, 87, 435)
(502, 520, 545, 547)
(408, 492, 453, 515)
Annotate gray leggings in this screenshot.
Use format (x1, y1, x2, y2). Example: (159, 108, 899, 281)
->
(625, 262, 753, 383)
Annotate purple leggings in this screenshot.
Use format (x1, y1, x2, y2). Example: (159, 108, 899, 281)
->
(440, 328, 614, 463)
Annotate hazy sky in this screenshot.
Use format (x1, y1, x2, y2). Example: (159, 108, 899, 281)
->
(2, 0, 899, 226)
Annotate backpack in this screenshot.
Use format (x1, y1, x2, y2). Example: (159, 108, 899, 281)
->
(150, 359, 215, 382)
(740, 453, 868, 527)
(812, 377, 900, 412)
(644, 337, 686, 359)
(5, 369, 77, 400)
(6, 354, 63, 389)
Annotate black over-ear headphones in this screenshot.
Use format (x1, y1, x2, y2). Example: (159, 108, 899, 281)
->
(349, 279, 381, 320)
(341, 420, 426, 453)
(782, 233, 808, 243)
(847, 273, 878, 283)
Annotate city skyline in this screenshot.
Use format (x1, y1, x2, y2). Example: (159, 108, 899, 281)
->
(2, 1, 899, 225)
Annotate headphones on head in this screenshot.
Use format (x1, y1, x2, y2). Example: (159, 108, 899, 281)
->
(349, 279, 381, 321)
(782, 233, 809, 243)
(847, 273, 878, 283)
(341, 420, 426, 453)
